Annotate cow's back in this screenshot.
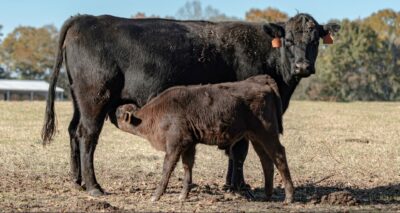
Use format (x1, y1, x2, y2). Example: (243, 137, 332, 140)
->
(63, 15, 274, 108)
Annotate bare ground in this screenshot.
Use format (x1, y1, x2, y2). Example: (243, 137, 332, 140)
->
(0, 101, 399, 212)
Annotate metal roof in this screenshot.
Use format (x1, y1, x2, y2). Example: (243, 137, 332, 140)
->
(0, 80, 64, 92)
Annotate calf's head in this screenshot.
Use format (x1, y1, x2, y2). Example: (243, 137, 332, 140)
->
(116, 104, 141, 134)
(264, 13, 340, 80)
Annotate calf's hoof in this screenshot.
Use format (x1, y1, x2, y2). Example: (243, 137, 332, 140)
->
(284, 197, 294, 204)
(179, 192, 188, 201)
(150, 195, 160, 202)
(88, 188, 105, 197)
(72, 182, 85, 191)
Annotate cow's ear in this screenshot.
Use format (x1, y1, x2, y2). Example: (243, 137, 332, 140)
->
(263, 23, 285, 38)
(320, 23, 340, 37)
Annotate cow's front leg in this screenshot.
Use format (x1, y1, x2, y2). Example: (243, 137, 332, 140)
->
(225, 139, 250, 191)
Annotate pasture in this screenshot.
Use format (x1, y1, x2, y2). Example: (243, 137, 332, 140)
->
(0, 101, 399, 212)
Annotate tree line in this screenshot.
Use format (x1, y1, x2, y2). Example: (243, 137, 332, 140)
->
(0, 1, 399, 101)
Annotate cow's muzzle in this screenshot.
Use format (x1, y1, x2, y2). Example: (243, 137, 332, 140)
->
(294, 62, 313, 77)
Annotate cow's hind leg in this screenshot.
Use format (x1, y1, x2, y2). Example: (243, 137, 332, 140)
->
(66, 40, 124, 196)
(68, 92, 83, 190)
(151, 147, 182, 202)
(74, 95, 112, 196)
(251, 142, 274, 200)
(179, 145, 196, 201)
(77, 114, 106, 196)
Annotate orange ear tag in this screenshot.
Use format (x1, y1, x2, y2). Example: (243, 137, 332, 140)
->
(272, 37, 281, 48)
(323, 33, 334, 44)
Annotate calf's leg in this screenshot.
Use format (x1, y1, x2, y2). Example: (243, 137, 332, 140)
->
(151, 147, 182, 202)
(179, 145, 196, 201)
(252, 134, 294, 203)
(251, 142, 275, 200)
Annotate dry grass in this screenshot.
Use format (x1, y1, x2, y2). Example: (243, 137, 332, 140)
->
(0, 101, 399, 212)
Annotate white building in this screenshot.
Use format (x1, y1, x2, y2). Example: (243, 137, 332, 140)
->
(0, 79, 64, 101)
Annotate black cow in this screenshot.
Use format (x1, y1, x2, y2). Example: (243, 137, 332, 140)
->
(42, 14, 339, 196)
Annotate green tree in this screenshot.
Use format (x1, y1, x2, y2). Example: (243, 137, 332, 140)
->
(363, 9, 400, 100)
(0, 24, 6, 78)
(0, 66, 9, 78)
(309, 19, 400, 101)
(363, 9, 400, 44)
(0, 25, 58, 80)
(0, 24, 3, 42)
(245, 7, 288, 23)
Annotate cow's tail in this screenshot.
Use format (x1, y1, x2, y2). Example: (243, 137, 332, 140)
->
(41, 16, 77, 145)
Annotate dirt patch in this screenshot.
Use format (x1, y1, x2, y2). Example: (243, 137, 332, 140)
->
(320, 190, 358, 206)
(75, 200, 119, 212)
(344, 138, 370, 144)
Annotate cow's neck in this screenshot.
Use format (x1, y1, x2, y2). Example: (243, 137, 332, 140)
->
(277, 77, 300, 113)
(268, 49, 301, 113)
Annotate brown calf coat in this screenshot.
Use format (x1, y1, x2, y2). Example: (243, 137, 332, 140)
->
(116, 75, 294, 202)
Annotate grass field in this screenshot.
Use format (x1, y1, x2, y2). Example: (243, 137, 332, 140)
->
(0, 101, 399, 212)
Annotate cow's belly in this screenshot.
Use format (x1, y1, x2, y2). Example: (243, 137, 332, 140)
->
(120, 63, 235, 106)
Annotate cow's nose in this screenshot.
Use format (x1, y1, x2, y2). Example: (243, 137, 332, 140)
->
(295, 62, 310, 71)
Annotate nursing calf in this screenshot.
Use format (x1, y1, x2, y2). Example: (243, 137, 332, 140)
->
(115, 75, 294, 203)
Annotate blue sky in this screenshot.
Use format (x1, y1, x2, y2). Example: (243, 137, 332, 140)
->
(0, 0, 399, 36)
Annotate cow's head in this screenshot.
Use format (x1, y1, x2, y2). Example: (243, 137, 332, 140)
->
(264, 14, 340, 80)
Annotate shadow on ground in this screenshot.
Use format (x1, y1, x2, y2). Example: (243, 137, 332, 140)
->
(252, 183, 400, 206)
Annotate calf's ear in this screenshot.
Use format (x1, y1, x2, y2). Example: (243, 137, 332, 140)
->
(124, 111, 142, 126)
(263, 23, 285, 38)
(124, 112, 132, 123)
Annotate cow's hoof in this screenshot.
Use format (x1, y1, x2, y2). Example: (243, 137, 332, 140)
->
(222, 184, 233, 192)
(223, 183, 251, 192)
(88, 188, 104, 197)
(241, 189, 256, 201)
